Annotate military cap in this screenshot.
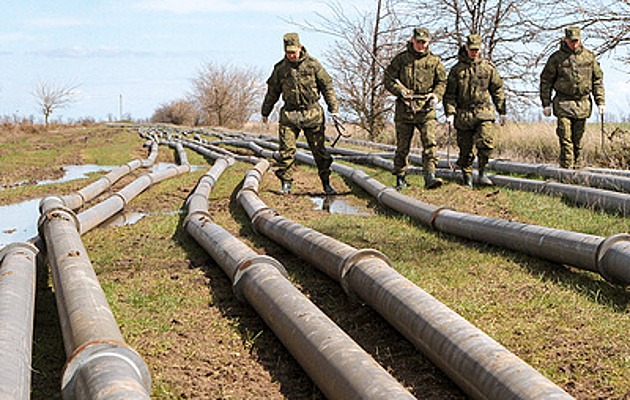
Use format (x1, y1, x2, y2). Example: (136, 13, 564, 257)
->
(466, 34, 482, 50)
(413, 28, 430, 42)
(283, 32, 301, 52)
(565, 27, 581, 41)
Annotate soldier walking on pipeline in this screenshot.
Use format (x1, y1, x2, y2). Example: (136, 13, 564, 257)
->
(443, 34, 507, 188)
(261, 32, 341, 195)
(384, 27, 447, 190)
(539, 27, 605, 169)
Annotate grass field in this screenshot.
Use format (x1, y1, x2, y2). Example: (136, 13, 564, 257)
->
(0, 123, 628, 399)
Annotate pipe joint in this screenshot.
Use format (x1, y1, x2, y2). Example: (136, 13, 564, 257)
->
(376, 187, 397, 203)
(429, 206, 455, 230)
(62, 340, 151, 399)
(0, 242, 39, 262)
(232, 255, 288, 301)
(38, 202, 81, 233)
(109, 192, 129, 208)
(183, 210, 213, 229)
(339, 249, 393, 300)
(595, 233, 630, 285)
(250, 207, 279, 233)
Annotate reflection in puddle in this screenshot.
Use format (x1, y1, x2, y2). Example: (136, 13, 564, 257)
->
(37, 164, 117, 186)
(0, 198, 40, 247)
(310, 197, 371, 216)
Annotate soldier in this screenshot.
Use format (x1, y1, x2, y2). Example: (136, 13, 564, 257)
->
(444, 34, 506, 188)
(540, 27, 605, 169)
(261, 32, 340, 195)
(384, 28, 447, 190)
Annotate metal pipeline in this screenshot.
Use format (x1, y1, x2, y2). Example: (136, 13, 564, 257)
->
(38, 196, 151, 399)
(219, 138, 629, 286)
(60, 140, 158, 210)
(0, 242, 38, 399)
(185, 159, 415, 400)
(237, 160, 574, 400)
(78, 142, 190, 234)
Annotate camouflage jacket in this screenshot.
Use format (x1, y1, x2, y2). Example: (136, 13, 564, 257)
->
(384, 43, 447, 120)
(444, 46, 506, 121)
(540, 41, 604, 119)
(261, 47, 338, 117)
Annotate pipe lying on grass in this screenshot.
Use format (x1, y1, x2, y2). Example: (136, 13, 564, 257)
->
(0, 243, 38, 400)
(39, 196, 151, 399)
(237, 160, 574, 400)
(220, 137, 629, 286)
(185, 158, 416, 400)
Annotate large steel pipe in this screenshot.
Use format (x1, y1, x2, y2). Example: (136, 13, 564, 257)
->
(185, 159, 415, 400)
(0, 243, 38, 399)
(237, 161, 574, 400)
(39, 196, 150, 399)
(60, 140, 158, 210)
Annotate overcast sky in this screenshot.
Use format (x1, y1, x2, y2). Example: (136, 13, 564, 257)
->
(0, 1, 627, 122)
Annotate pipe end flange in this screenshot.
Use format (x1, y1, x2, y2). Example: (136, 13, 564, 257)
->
(595, 233, 630, 285)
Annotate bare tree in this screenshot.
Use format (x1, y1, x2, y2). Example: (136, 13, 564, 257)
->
(32, 79, 80, 125)
(151, 99, 200, 126)
(191, 62, 264, 128)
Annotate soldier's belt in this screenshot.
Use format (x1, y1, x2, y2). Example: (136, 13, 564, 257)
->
(284, 103, 317, 112)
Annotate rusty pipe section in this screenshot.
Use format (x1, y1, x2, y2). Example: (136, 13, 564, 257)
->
(237, 161, 574, 400)
(78, 142, 190, 234)
(228, 140, 629, 286)
(39, 196, 150, 399)
(185, 160, 415, 400)
(0, 243, 38, 399)
(60, 140, 158, 210)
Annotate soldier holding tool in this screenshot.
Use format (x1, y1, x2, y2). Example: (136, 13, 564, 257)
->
(262, 32, 340, 195)
(540, 27, 605, 169)
(444, 34, 506, 188)
(384, 28, 447, 190)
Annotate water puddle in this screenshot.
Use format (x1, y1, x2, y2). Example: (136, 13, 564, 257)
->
(310, 197, 372, 216)
(0, 198, 40, 247)
(37, 164, 117, 186)
(100, 211, 147, 228)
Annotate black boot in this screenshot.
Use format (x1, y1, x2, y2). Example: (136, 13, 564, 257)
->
(395, 175, 408, 190)
(478, 169, 493, 186)
(279, 181, 292, 194)
(461, 171, 473, 188)
(424, 173, 443, 189)
(321, 177, 337, 195)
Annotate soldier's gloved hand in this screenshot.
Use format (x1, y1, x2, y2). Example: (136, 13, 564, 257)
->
(598, 105, 605, 115)
(446, 115, 454, 127)
(543, 106, 552, 117)
(427, 93, 439, 109)
(499, 115, 507, 126)
(401, 88, 414, 100)
(262, 116, 269, 124)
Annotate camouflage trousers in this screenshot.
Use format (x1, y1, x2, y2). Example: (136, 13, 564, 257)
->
(556, 117, 586, 169)
(393, 119, 438, 176)
(455, 120, 494, 174)
(276, 117, 332, 183)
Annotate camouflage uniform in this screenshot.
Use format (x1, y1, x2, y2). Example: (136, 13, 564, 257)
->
(540, 28, 605, 169)
(384, 28, 447, 188)
(261, 33, 338, 187)
(444, 35, 506, 179)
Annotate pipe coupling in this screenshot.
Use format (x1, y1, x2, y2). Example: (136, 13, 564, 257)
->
(376, 187, 397, 203)
(250, 207, 279, 234)
(0, 242, 39, 263)
(183, 210, 213, 229)
(429, 206, 455, 230)
(38, 202, 81, 234)
(108, 192, 129, 208)
(595, 233, 630, 285)
(339, 249, 393, 301)
(62, 339, 151, 400)
(232, 255, 288, 301)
